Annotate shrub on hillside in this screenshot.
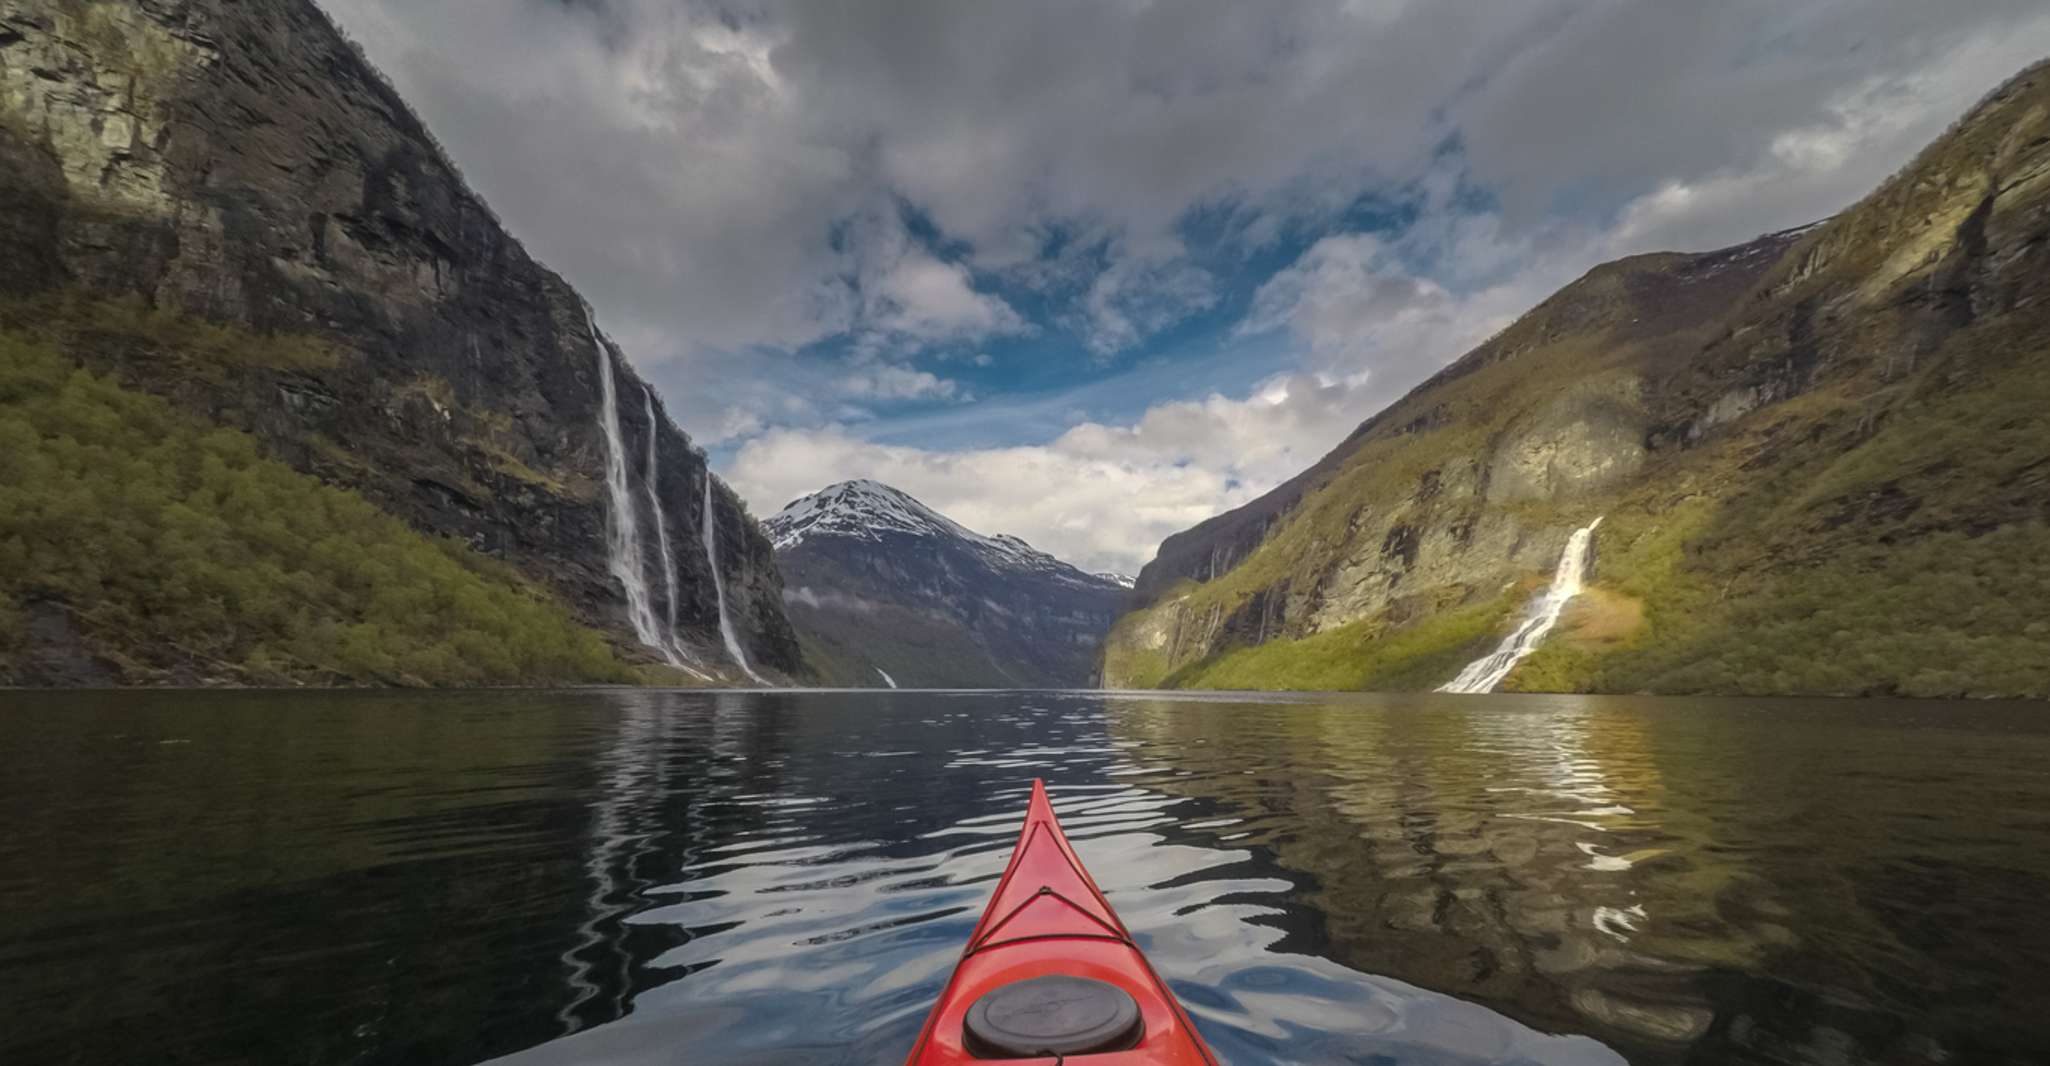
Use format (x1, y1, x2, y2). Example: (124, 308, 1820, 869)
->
(0, 336, 630, 686)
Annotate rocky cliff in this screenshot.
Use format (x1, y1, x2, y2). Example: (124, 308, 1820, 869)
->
(0, 0, 800, 684)
(767, 481, 1128, 688)
(1106, 60, 2050, 698)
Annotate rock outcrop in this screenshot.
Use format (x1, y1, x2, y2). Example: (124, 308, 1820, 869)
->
(0, 0, 800, 682)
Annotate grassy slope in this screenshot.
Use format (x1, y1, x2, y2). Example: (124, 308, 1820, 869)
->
(1127, 307, 2050, 698)
(1104, 323, 1657, 690)
(1111, 63, 2050, 697)
(1162, 590, 1521, 691)
(1514, 311, 2050, 697)
(0, 323, 634, 686)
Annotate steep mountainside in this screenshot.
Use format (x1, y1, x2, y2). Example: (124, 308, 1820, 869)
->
(0, 0, 798, 684)
(768, 481, 1128, 687)
(1106, 60, 2050, 698)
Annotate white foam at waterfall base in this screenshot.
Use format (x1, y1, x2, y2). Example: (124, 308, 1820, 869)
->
(586, 306, 682, 668)
(703, 470, 768, 685)
(1439, 517, 1603, 694)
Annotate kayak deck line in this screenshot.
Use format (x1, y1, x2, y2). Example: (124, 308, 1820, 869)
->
(904, 780, 1220, 1065)
(972, 890, 1128, 951)
(969, 832, 1127, 951)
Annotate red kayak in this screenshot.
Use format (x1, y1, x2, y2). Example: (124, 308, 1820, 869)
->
(903, 779, 1219, 1064)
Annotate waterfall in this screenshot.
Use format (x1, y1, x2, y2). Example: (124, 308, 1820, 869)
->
(640, 388, 683, 645)
(1439, 517, 1603, 694)
(586, 305, 682, 668)
(703, 470, 767, 685)
(876, 668, 898, 689)
(640, 388, 714, 681)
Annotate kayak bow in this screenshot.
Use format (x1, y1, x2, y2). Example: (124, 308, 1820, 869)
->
(904, 779, 1218, 1064)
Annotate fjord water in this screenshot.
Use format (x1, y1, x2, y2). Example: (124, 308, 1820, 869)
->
(3, 693, 2048, 1066)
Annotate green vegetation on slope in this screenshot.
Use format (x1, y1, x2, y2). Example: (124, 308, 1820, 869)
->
(1163, 590, 1520, 692)
(0, 290, 342, 375)
(1544, 319, 2050, 698)
(1100, 615, 1176, 690)
(0, 333, 633, 686)
(1142, 349, 1617, 633)
(1102, 328, 1650, 692)
(790, 628, 880, 688)
(1502, 496, 1721, 693)
(1594, 525, 2050, 697)
(1120, 294, 2050, 699)
(1109, 62, 2050, 698)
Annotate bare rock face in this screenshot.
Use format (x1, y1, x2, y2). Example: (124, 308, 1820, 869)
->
(0, 0, 801, 679)
(1484, 380, 1648, 505)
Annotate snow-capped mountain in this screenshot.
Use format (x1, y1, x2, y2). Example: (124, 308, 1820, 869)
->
(766, 480, 1130, 688)
(768, 480, 1111, 587)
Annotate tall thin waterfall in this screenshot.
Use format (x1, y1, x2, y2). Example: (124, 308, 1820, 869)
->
(640, 389, 687, 645)
(703, 470, 767, 685)
(1439, 517, 1603, 694)
(586, 305, 682, 668)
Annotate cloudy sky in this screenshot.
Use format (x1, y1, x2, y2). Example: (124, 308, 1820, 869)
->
(321, 0, 2050, 574)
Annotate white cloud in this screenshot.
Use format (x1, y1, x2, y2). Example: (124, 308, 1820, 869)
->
(324, 0, 2050, 577)
(838, 364, 968, 403)
(1454, 2, 2050, 234)
(1236, 230, 1562, 408)
(321, 0, 2050, 378)
(317, 0, 1560, 378)
(866, 248, 1024, 344)
(1598, 25, 2050, 255)
(1052, 375, 1365, 486)
(836, 202, 1029, 351)
(722, 9, 2050, 576)
(706, 406, 766, 446)
(1074, 249, 1219, 357)
(728, 370, 1389, 572)
(730, 426, 1259, 575)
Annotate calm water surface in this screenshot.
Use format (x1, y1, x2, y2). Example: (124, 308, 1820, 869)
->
(3, 691, 2047, 1066)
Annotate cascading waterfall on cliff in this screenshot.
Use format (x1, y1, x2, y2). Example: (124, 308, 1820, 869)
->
(639, 387, 710, 680)
(586, 305, 683, 668)
(1439, 517, 1604, 694)
(703, 470, 767, 685)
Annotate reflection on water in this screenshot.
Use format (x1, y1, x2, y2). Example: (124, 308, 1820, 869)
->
(3, 691, 2047, 1065)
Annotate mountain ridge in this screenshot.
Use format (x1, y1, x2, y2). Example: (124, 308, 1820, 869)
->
(1106, 58, 2050, 698)
(769, 480, 1128, 688)
(0, 0, 800, 684)
(767, 479, 1119, 591)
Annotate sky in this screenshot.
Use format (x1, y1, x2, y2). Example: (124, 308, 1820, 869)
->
(319, 0, 2050, 575)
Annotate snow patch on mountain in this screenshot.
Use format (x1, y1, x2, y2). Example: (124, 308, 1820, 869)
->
(767, 480, 1123, 590)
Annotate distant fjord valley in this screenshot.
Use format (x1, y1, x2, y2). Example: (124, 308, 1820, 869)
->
(769, 480, 1130, 689)
(3, 2, 2048, 698)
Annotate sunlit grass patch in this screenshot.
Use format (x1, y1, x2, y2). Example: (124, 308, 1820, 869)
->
(1164, 591, 1519, 692)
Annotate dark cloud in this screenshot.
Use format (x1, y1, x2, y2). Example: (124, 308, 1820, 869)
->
(319, 0, 2050, 569)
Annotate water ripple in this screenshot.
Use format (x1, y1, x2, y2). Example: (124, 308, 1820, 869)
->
(5, 690, 2049, 1065)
